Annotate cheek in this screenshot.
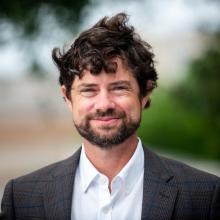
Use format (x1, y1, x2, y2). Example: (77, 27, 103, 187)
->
(117, 97, 141, 116)
(72, 99, 93, 119)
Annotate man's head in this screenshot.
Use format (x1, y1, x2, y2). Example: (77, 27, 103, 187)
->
(52, 12, 157, 108)
(52, 13, 158, 148)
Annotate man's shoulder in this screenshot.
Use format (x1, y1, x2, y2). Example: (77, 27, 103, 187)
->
(1, 148, 82, 217)
(158, 154, 220, 191)
(13, 147, 82, 184)
(143, 146, 220, 185)
(162, 155, 219, 182)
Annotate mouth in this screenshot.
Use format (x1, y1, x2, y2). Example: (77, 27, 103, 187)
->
(91, 117, 121, 126)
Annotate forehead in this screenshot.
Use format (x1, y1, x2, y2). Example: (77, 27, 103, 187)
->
(73, 58, 136, 87)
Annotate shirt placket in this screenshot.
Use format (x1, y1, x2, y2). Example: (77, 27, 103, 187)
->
(97, 175, 112, 220)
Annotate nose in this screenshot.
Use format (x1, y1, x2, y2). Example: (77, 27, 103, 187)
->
(94, 90, 115, 111)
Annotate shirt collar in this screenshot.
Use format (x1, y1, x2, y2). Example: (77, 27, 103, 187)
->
(79, 145, 99, 192)
(79, 138, 144, 194)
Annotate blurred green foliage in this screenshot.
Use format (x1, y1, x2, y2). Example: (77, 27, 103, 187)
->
(139, 35, 220, 160)
(0, 0, 89, 37)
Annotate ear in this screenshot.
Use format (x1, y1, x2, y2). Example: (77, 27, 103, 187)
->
(60, 85, 73, 112)
(141, 95, 149, 109)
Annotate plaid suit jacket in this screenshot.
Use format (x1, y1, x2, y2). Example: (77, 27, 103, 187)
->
(1, 146, 220, 220)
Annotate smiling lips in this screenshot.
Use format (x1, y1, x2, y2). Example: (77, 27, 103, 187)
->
(91, 117, 120, 126)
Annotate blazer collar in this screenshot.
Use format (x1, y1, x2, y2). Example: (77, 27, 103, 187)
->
(43, 148, 82, 220)
(141, 146, 178, 220)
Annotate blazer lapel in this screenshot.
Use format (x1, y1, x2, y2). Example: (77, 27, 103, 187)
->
(43, 148, 81, 220)
(141, 147, 178, 220)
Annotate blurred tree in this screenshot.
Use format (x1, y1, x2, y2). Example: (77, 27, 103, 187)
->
(178, 35, 220, 117)
(0, 0, 89, 37)
(29, 61, 47, 80)
(0, 0, 90, 79)
(173, 34, 220, 159)
(139, 33, 220, 160)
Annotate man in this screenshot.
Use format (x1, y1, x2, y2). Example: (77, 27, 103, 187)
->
(1, 13, 220, 220)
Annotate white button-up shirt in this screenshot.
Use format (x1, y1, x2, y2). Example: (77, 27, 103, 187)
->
(71, 139, 144, 220)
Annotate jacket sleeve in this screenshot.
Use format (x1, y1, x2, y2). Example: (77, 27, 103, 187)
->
(1, 180, 15, 220)
(210, 183, 220, 220)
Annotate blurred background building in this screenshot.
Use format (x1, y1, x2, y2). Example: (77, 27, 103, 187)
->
(0, 0, 220, 203)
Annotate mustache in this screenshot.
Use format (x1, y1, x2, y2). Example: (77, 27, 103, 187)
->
(87, 109, 125, 120)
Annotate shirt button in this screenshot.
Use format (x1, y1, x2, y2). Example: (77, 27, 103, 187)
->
(103, 206, 110, 213)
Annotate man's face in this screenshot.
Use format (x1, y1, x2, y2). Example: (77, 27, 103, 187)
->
(62, 58, 148, 148)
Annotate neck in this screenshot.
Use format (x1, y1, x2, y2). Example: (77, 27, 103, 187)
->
(83, 134, 139, 183)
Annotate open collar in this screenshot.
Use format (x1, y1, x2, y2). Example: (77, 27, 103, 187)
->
(79, 139, 144, 194)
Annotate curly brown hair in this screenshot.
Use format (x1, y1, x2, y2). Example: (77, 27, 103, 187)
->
(52, 12, 158, 108)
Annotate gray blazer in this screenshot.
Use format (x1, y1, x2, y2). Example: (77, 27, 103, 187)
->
(1, 146, 220, 220)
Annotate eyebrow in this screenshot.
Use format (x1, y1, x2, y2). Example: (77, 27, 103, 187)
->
(109, 80, 132, 87)
(73, 83, 98, 90)
(74, 80, 132, 90)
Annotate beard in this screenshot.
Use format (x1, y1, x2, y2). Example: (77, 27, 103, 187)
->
(74, 108, 141, 149)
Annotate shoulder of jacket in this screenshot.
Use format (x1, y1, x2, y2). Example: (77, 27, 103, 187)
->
(159, 153, 220, 185)
(13, 147, 82, 183)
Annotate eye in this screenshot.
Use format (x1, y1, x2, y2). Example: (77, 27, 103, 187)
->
(111, 86, 130, 94)
(80, 88, 98, 97)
